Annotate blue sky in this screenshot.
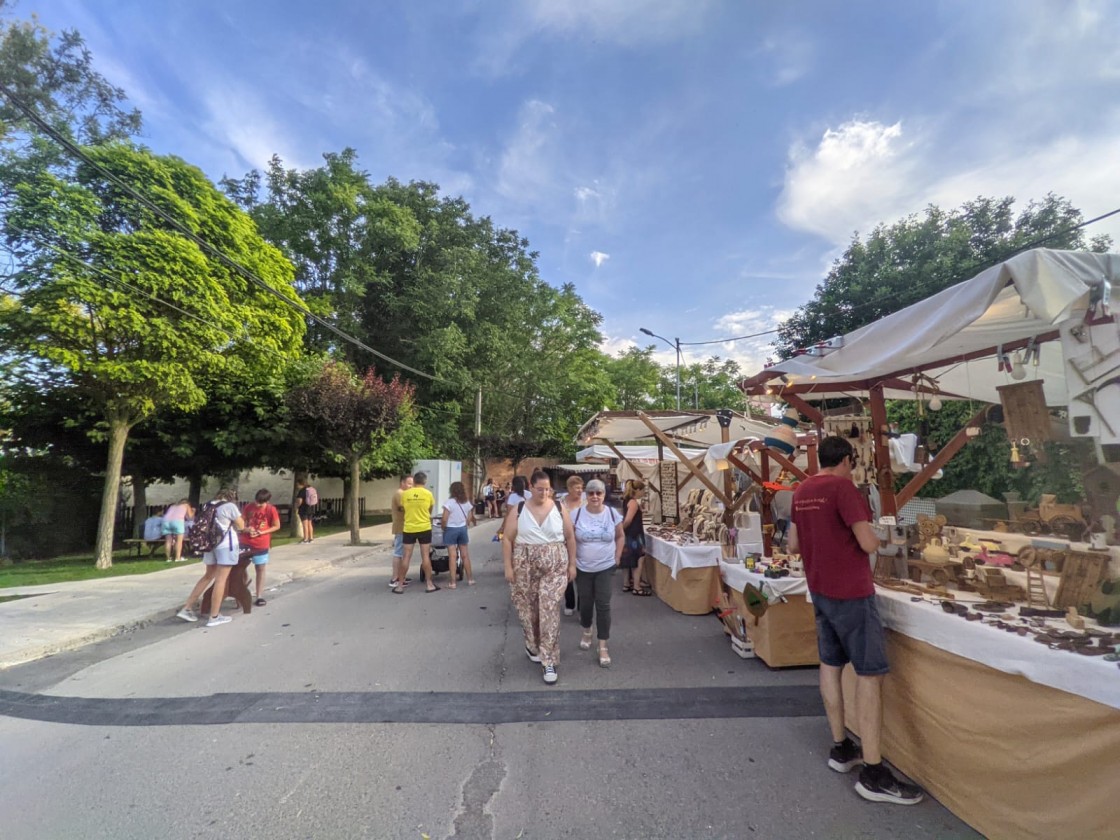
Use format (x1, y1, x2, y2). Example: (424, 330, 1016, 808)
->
(20, 0, 1120, 372)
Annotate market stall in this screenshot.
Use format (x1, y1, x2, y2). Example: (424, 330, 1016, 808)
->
(738, 248, 1120, 839)
(576, 410, 782, 614)
(719, 560, 819, 667)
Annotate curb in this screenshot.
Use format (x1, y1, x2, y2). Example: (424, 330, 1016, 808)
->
(0, 544, 385, 670)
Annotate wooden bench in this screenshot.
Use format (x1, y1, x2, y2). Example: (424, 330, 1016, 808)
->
(122, 538, 165, 558)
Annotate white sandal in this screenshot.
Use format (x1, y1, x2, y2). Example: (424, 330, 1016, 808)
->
(579, 631, 593, 650)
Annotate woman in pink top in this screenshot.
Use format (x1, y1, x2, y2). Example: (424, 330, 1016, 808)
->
(161, 499, 193, 562)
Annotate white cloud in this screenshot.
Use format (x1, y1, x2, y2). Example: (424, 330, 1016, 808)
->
(589, 250, 610, 267)
(758, 32, 814, 86)
(702, 306, 796, 373)
(200, 84, 313, 171)
(777, 119, 920, 244)
(599, 334, 637, 357)
(495, 100, 562, 204)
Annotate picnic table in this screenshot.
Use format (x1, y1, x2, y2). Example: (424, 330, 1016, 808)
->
(122, 538, 164, 558)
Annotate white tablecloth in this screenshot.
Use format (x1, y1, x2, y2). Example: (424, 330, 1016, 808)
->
(874, 586, 1120, 710)
(645, 535, 720, 579)
(719, 560, 810, 603)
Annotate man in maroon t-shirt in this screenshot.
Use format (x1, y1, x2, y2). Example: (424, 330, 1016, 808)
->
(241, 488, 281, 607)
(790, 435, 923, 806)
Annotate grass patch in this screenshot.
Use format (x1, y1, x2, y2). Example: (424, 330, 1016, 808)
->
(0, 515, 390, 589)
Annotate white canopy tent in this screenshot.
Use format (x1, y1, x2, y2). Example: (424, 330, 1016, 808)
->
(576, 444, 707, 464)
(741, 249, 1119, 409)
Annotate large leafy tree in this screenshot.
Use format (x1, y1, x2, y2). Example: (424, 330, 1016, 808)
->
(777, 194, 1112, 357)
(287, 361, 415, 545)
(0, 144, 305, 567)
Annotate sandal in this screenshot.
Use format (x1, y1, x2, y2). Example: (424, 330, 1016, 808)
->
(426, 585, 441, 593)
(255, 598, 266, 607)
(623, 583, 633, 593)
(632, 585, 653, 596)
(579, 631, 594, 651)
(598, 646, 611, 668)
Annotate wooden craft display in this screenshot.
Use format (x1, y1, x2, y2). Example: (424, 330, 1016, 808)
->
(996, 380, 1051, 461)
(1053, 550, 1110, 609)
(823, 412, 876, 485)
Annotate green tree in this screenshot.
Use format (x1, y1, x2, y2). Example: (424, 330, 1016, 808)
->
(0, 144, 305, 567)
(604, 346, 662, 410)
(286, 361, 415, 545)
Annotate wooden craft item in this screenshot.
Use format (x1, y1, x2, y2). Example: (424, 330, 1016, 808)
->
(1053, 550, 1109, 609)
(996, 379, 1052, 460)
(873, 554, 897, 582)
(1066, 606, 1086, 630)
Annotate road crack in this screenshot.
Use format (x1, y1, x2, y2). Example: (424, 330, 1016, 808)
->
(449, 725, 506, 839)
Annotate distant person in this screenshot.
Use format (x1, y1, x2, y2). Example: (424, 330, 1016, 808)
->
(495, 483, 508, 516)
(789, 435, 923, 806)
(620, 479, 649, 595)
(397, 471, 438, 594)
(502, 469, 577, 684)
(507, 476, 527, 511)
(560, 475, 586, 616)
(161, 499, 193, 562)
(177, 488, 244, 627)
(483, 478, 497, 519)
(441, 480, 477, 588)
(241, 489, 281, 606)
(389, 474, 414, 589)
(572, 479, 623, 668)
(296, 479, 318, 543)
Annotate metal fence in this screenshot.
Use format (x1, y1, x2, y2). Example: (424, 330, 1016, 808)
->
(116, 497, 363, 537)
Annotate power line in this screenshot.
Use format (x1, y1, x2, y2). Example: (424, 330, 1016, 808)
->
(0, 81, 448, 385)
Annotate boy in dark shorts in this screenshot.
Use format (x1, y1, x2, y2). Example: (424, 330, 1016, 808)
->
(789, 435, 923, 806)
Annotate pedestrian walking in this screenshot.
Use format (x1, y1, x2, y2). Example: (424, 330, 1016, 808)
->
(483, 478, 497, 519)
(389, 475, 413, 589)
(572, 479, 623, 668)
(241, 489, 281, 606)
(296, 479, 318, 543)
(560, 474, 585, 616)
(620, 479, 650, 595)
(440, 480, 477, 588)
(495, 483, 508, 516)
(161, 498, 193, 562)
(506, 476, 527, 511)
(177, 488, 244, 628)
(789, 435, 924, 805)
(502, 469, 577, 684)
(397, 471, 438, 594)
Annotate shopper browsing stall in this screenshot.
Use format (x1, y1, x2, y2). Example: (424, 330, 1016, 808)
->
(788, 435, 923, 806)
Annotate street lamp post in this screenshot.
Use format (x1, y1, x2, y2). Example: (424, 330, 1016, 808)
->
(640, 327, 681, 410)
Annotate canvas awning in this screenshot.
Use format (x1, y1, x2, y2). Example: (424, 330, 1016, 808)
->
(575, 410, 778, 448)
(740, 249, 1120, 407)
(576, 444, 707, 464)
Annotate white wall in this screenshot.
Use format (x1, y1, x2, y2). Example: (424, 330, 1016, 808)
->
(130, 468, 399, 513)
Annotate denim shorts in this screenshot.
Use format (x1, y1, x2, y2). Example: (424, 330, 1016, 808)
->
(251, 550, 269, 566)
(161, 520, 185, 536)
(203, 543, 239, 567)
(392, 533, 404, 558)
(443, 525, 469, 546)
(812, 593, 890, 676)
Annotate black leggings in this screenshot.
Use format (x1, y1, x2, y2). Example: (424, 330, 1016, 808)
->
(575, 567, 615, 640)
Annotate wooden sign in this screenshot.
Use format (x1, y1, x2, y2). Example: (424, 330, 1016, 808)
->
(659, 461, 679, 520)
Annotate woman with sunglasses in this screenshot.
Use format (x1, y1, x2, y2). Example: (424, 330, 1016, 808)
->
(572, 479, 624, 667)
(502, 469, 577, 684)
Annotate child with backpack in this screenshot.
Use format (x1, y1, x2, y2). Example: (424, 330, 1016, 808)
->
(297, 479, 318, 544)
(177, 488, 245, 627)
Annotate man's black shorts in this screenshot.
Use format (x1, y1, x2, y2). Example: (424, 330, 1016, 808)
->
(402, 530, 432, 545)
(812, 592, 889, 676)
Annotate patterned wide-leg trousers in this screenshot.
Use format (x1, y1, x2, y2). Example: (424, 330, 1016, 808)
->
(510, 542, 569, 667)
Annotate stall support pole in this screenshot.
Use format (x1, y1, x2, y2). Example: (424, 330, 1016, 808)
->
(869, 384, 898, 518)
(635, 413, 731, 505)
(895, 407, 988, 509)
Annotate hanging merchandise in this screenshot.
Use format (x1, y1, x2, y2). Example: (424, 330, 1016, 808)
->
(1061, 317, 1120, 445)
(996, 379, 1051, 463)
(763, 408, 800, 456)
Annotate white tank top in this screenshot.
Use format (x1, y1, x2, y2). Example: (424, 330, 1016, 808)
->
(516, 503, 564, 544)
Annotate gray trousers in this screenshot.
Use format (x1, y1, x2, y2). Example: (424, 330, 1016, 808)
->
(575, 567, 615, 640)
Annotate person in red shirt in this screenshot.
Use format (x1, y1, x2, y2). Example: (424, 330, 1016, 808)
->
(241, 488, 281, 607)
(789, 435, 923, 806)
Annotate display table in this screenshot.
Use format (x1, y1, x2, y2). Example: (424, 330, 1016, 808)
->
(643, 535, 721, 615)
(840, 587, 1120, 840)
(719, 561, 819, 667)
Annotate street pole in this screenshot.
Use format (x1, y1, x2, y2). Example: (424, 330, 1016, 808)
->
(674, 337, 681, 411)
(475, 386, 483, 501)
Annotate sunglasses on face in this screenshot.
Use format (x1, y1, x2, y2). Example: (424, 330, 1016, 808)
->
(586, 490, 603, 496)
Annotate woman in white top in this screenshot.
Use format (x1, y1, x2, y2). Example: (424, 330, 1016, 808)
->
(177, 488, 245, 628)
(440, 481, 477, 588)
(505, 475, 527, 511)
(572, 479, 624, 667)
(502, 469, 577, 684)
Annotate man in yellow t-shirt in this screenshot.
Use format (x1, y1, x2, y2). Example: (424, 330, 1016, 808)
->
(389, 474, 413, 590)
(397, 471, 437, 593)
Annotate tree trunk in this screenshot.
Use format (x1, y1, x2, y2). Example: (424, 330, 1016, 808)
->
(131, 470, 147, 539)
(342, 476, 352, 527)
(349, 455, 362, 545)
(94, 416, 132, 569)
(188, 472, 203, 509)
(290, 471, 307, 538)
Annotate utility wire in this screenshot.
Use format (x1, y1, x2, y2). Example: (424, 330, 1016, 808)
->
(0, 81, 448, 385)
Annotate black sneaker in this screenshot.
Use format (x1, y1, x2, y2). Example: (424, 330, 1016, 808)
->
(855, 764, 924, 805)
(525, 646, 541, 663)
(828, 737, 862, 773)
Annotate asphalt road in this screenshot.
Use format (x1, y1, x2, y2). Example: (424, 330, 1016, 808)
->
(0, 521, 981, 839)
